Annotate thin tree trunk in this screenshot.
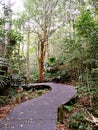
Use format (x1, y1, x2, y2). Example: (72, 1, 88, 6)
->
(4, 0, 12, 57)
(26, 22, 30, 82)
(39, 59, 44, 83)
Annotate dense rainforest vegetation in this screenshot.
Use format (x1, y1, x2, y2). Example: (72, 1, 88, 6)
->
(0, 0, 98, 129)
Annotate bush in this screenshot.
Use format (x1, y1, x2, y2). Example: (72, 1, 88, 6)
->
(67, 112, 92, 130)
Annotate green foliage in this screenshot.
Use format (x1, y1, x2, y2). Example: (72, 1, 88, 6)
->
(64, 105, 74, 112)
(74, 8, 98, 99)
(9, 54, 26, 75)
(0, 76, 10, 90)
(29, 93, 39, 99)
(8, 87, 17, 98)
(0, 95, 11, 105)
(0, 97, 6, 105)
(3, 5, 12, 16)
(48, 57, 56, 65)
(67, 112, 91, 130)
(75, 9, 98, 49)
(75, 10, 96, 40)
(37, 89, 44, 95)
(7, 29, 23, 44)
(29, 47, 34, 54)
(0, 18, 5, 37)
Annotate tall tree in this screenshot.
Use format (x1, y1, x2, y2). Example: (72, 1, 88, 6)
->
(23, 0, 62, 82)
(13, 13, 31, 79)
(26, 21, 30, 81)
(22, 0, 97, 82)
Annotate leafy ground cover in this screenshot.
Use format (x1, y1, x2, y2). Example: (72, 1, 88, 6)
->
(57, 82, 98, 130)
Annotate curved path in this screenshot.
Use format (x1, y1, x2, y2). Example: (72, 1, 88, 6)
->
(0, 82, 77, 130)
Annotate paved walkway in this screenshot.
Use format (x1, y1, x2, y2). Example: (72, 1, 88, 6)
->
(0, 82, 77, 130)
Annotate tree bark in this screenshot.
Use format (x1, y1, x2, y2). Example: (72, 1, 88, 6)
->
(39, 41, 44, 83)
(26, 22, 30, 82)
(39, 59, 44, 83)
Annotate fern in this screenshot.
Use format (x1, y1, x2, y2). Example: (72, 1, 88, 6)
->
(0, 76, 10, 90)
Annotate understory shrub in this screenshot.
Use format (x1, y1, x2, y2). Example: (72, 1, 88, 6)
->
(67, 112, 92, 130)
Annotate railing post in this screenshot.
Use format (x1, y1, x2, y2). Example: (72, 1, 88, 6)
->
(58, 105, 64, 124)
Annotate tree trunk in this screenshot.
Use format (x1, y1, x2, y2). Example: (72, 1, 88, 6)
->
(39, 59, 44, 83)
(4, 0, 12, 57)
(26, 23, 30, 82)
(39, 41, 44, 83)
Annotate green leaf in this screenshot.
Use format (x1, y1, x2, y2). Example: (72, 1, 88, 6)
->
(64, 105, 74, 112)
